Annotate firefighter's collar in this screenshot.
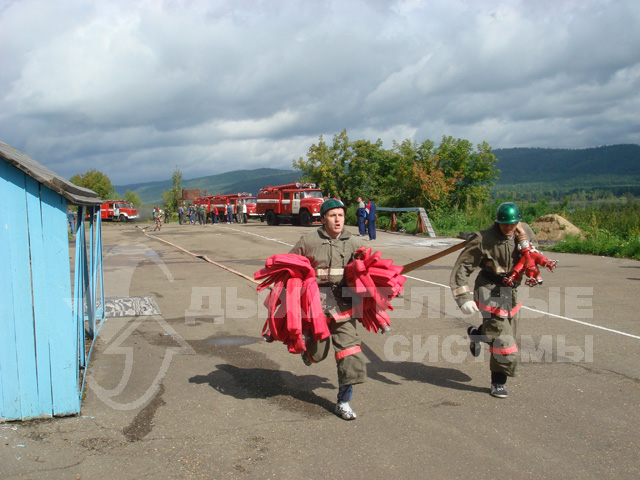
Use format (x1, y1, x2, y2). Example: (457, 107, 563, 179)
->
(319, 227, 348, 241)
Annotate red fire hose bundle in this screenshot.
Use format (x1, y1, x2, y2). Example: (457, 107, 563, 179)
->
(255, 254, 330, 354)
(255, 249, 406, 353)
(345, 247, 406, 333)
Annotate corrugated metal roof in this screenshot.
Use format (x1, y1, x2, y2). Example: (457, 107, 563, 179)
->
(0, 141, 103, 206)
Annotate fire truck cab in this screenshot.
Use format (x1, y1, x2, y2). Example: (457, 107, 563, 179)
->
(100, 200, 139, 222)
(256, 183, 324, 226)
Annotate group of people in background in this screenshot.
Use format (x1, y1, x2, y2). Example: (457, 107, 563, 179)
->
(171, 196, 376, 237)
(177, 200, 249, 225)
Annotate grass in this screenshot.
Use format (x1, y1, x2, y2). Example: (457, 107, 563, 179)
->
(356, 199, 640, 260)
(548, 231, 640, 259)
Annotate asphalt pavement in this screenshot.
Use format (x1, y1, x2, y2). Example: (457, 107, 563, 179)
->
(2, 220, 639, 479)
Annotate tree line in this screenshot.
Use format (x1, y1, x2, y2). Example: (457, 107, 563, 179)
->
(293, 130, 500, 211)
(70, 131, 501, 214)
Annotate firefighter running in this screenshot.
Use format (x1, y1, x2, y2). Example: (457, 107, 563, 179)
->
(255, 197, 405, 420)
(449, 202, 556, 399)
(152, 206, 164, 231)
(289, 198, 367, 420)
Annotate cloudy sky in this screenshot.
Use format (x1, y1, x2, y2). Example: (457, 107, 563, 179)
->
(1, 0, 639, 185)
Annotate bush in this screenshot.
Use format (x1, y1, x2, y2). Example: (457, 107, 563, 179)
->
(547, 204, 640, 259)
(350, 196, 640, 260)
(429, 206, 493, 237)
(549, 228, 640, 259)
(345, 205, 358, 226)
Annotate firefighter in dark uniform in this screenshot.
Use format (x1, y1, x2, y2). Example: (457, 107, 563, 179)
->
(290, 198, 366, 420)
(450, 202, 537, 399)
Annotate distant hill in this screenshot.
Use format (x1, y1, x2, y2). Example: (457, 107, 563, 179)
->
(118, 145, 640, 204)
(493, 144, 640, 184)
(116, 168, 301, 204)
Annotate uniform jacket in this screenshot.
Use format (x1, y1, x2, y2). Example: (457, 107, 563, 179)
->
(290, 226, 363, 317)
(366, 202, 377, 221)
(450, 222, 537, 317)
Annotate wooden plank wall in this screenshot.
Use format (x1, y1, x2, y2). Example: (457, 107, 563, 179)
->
(0, 161, 79, 421)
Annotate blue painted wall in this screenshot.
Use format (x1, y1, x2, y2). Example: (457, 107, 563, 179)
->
(0, 160, 80, 421)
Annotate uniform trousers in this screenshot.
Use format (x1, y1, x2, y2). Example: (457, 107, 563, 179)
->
(306, 318, 367, 386)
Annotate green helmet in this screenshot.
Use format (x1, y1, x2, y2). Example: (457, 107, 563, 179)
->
(320, 198, 345, 216)
(495, 202, 522, 224)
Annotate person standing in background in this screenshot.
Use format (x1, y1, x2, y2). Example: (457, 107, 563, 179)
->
(242, 200, 248, 223)
(212, 203, 219, 224)
(67, 206, 76, 235)
(366, 198, 377, 240)
(356, 196, 367, 236)
(178, 204, 185, 225)
(226, 201, 234, 223)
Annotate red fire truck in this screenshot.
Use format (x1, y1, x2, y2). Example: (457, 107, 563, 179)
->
(99, 200, 139, 222)
(225, 192, 258, 219)
(256, 183, 324, 226)
(193, 192, 257, 222)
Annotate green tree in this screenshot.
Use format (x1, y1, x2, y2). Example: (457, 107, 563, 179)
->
(293, 131, 500, 211)
(328, 130, 353, 199)
(294, 134, 337, 197)
(162, 166, 183, 213)
(435, 136, 500, 208)
(389, 139, 437, 207)
(70, 169, 115, 199)
(349, 138, 388, 202)
(294, 130, 389, 204)
(123, 190, 142, 207)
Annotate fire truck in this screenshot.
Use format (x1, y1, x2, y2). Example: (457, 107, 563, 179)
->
(99, 200, 139, 222)
(192, 192, 257, 222)
(225, 192, 258, 219)
(256, 183, 324, 226)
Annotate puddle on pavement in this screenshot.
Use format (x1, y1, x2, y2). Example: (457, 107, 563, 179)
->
(203, 336, 260, 347)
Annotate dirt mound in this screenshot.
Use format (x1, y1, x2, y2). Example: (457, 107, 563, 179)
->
(532, 214, 584, 242)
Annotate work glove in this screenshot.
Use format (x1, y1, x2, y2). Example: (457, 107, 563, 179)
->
(460, 300, 479, 315)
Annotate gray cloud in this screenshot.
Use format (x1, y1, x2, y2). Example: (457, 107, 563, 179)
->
(1, 0, 639, 185)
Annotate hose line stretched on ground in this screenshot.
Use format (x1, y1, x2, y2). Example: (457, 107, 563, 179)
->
(141, 228, 260, 285)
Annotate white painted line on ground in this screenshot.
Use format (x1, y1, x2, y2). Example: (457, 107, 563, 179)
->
(405, 274, 640, 340)
(404, 275, 448, 289)
(522, 307, 640, 340)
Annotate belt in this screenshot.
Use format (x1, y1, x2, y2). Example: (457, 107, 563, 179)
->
(479, 269, 520, 288)
(315, 267, 344, 284)
(480, 268, 509, 285)
(315, 268, 344, 277)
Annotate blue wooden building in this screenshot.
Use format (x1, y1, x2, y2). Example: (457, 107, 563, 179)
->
(0, 141, 104, 422)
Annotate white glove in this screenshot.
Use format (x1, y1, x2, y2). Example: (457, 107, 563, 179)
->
(461, 300, 479, 315)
